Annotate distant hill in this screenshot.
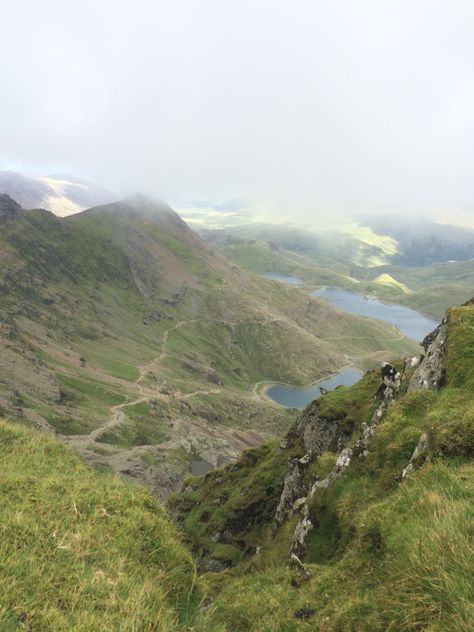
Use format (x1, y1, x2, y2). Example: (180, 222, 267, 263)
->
(358, 212, 474, 266)
(0, 170, 116, 216)
(201, 222, 474, 318)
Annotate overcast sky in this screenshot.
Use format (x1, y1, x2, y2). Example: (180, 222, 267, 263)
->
(1, 1, 474, 219)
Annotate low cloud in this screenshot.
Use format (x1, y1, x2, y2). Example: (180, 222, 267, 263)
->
(1, 1, 474, 221)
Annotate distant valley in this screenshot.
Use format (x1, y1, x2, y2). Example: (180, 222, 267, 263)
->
(201, 218, 474, 319)
(0, 193, 420, 498)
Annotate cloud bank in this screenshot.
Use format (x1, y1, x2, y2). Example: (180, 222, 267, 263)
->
(1, 1, 474, 220)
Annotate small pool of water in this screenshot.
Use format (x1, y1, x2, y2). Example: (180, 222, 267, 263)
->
(311, 287, 438, 341)
(262, 272, 304, 285)
(190, 458, 213, 476)
(265, 366, 362, 409)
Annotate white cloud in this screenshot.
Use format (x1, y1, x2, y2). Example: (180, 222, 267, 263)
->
(1, 0, 474, 220)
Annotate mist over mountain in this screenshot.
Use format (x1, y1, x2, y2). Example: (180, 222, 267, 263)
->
(2, 1, 474, 220)
(0, 170, 116, 216)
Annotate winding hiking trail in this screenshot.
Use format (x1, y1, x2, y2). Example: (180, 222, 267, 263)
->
(63, 305, 411, 451)
(65, 318, 226, 449)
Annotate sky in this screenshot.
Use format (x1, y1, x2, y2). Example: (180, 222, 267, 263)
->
(1, 0, 474, 221)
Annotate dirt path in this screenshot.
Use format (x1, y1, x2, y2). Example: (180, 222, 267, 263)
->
(64, 317, 233, 449)
(62, 311, 405, 450)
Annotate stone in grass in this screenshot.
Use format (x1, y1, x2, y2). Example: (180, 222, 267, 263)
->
(293, 607, 316, 619)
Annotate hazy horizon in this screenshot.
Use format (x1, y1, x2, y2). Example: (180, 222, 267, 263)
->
(2, 1, 474, 222)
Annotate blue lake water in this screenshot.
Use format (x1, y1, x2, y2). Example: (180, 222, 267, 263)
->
(261, 279, 439, 409)
(262, 272, 304, 285)
(265, 366, 362, 410)
(311, 287, 438, 341)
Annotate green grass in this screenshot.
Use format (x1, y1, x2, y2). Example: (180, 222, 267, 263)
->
(1, 305, 473, 631)
(0, 420, 197, 631)
(193, 461, 473, 632)
(172, 304, 474, 631)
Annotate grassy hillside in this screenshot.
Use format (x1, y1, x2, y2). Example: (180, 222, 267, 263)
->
(0, 419, 196, 631)
(0, 195, 419, 496)
(1, 304, 472, 631)
(171, 303, 474, 631)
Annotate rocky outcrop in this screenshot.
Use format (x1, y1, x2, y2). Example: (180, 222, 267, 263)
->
(290, 399, 343, 454)
(288, 361, 403, 559)
(273, 455, 310, 530)
(408, 320, 447, 392)
(0, 194, 22, 222)
(402, 432, 430, 479)
(273, 396, 349, 529)
(287, 319, 448, 561)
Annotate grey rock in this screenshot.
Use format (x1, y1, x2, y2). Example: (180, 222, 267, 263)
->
(273, 457, 308, 529)
(205, 559, 225, 573)
(289, 362, 402, 560)
(402, 432, 430, 479)
(302, 412, 339, 455)
(408, 321, 446, 392)
(220, 529, 234, 544)
(289, 505, 313, 560)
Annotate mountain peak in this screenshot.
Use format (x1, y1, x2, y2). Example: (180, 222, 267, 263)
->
(0, 194, 22, 222)
(83, 194, 187, 229)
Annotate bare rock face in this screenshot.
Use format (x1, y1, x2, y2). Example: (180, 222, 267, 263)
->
(290, 504, 314, 560)
(408, 321, 447, 392)
(273, 456, 309, 530)
(288, 362, 403, 560)
(291, 399, 342, 455)
(273, 397, 348, 530)
(402, 432, 430, 479)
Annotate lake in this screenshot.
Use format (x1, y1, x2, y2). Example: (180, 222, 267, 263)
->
(262, 272, 304, 285)
(265, 366, 362, 409)
(260, 279, 439, 409)
(311, 287, 438, 341)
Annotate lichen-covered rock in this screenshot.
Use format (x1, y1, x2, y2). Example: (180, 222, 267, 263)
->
(291, 399, 341, 455)
(273, 456, 309, 529)
(289, 362, 402, 560)
(402, 432, 430, 479)
(204, 559, 225, 573)
(289, 504, 313, 559)
(408, 321, 446, 392)
(273, 396, 349, 529)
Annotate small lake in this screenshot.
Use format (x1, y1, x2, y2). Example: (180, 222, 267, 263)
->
(262, 272, 304, 285)
(311, 287, 438, 341)
(265, 366, 362, 409)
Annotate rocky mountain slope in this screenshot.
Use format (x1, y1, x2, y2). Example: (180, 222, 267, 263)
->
(171, 302, 474, 630)
(0, 194, 418, 497)
(1, 301, 472, 630)
(0, 170, 115, 216)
